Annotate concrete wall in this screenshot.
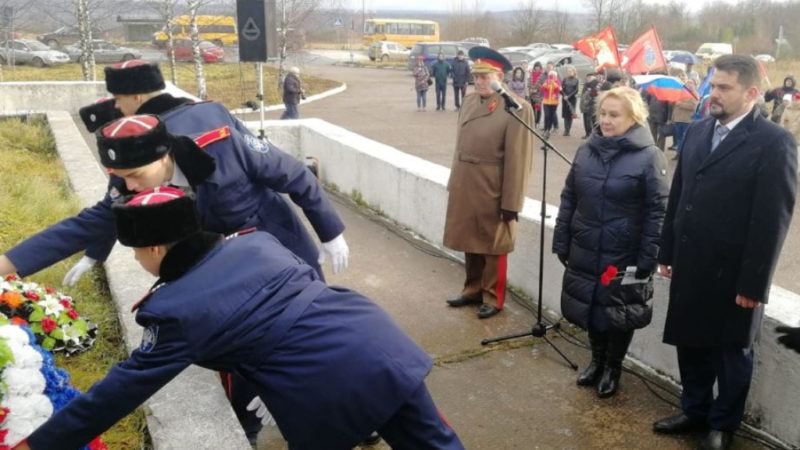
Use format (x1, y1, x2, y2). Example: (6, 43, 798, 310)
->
(33, 111, 250, 449)
(256, 118, 800, 448)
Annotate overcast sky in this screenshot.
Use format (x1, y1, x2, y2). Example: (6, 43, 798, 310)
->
(347, 0, 727, 13)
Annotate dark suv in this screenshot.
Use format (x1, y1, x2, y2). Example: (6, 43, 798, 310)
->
(407, 41, 472, 72)
(37, 25, 104, 49)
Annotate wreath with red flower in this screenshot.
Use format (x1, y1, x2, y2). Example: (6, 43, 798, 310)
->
(0, 276, 96, 354)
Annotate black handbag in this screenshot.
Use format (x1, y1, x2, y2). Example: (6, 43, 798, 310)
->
(427, 77, 433, 86)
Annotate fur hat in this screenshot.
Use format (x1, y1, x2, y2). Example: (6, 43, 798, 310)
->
(79, 97, 122, 133)
(104, 60, 165, 95)
(96, 115, 172, 169)
(113, 186, 199, 247)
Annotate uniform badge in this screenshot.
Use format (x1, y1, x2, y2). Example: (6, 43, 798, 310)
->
(488, 98, 499, 113)
(89, 113, 97, 123)
(107, 149, 116, 161)
(140, 326, 158, 353)
(660, 169, 667, 176)
(245, 134, 270, 154)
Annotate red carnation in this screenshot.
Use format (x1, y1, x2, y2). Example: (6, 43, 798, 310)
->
(4, 274, 19, 281)
(0, 427, 8, 443)
(45, 287, 57, 295)
(599, 265, 619, 286)
(41, 317, 57, 333)
(60, 299, 73, 308)
(88, 436, 108, 450)
(0, 406, 9, 424)
(67, 309, 79, 320)
(605, 266, 619, 278)
(22, 291, 40, 301)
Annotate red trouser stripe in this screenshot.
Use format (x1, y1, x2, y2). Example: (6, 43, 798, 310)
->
(437, 409, 453, 429)
(219, 371, 233, 400)
(496, 254, 507, 309)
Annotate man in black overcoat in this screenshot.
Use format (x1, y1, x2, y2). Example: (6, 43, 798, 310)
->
(655, 55, 797, 450)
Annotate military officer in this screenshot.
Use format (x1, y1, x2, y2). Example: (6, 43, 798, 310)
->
(443, 47, 534, 319)
(11, 183, 463, 450)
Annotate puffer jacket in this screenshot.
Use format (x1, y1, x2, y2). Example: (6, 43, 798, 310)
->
(553, 124, 669, 332)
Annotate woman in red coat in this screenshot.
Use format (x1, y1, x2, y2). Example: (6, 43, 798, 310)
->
(540, 71, 561, 139)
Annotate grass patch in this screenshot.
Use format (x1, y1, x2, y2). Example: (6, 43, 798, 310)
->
(0, 62, 340, 111)
(0, 117, 149, 449)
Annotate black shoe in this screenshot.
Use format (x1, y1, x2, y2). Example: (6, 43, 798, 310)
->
(476, 303, 501, 319)
(653, 413, 707, 434)
(698, 429, 733, 450)
(446, 296, 482, 307)
(596, 366, 621, 398)
(359, 431, 382, 447)
(577, 332, 607, 386)
(563, 131, 569, 136)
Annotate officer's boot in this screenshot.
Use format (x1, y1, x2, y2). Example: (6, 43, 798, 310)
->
(577, 330, 607, 386)
(597, 329, 634, 398)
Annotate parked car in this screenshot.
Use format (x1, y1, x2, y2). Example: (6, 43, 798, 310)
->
(64, 40, 141, 63)
(532, 51, 595, 80)
(695, 42, 733, 61)
(527, 42, 554, 50)
(550, 43, 577, 52)
(460, 37, 490, 47)
(37, 25, 104, 49)
(754, 54, 775, 63)
(0, 39, 70, 67)
(170, 38, 225, 63)
(407, 41, 472, 71)
(368, 40, 410, 62)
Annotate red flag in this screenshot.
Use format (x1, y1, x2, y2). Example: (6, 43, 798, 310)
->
(573, 26, 620, 72)
(621, 26, 667, 75)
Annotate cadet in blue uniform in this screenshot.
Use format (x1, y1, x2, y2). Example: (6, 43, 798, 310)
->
(0, 69, 349, 443)
(11, 185, 463, 450)
(41, 60, 349, 287)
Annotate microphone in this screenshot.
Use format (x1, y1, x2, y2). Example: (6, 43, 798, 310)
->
(490, 80, 523, 111)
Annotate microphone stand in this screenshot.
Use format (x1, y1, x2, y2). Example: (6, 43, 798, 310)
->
(481, 96, 578, 371)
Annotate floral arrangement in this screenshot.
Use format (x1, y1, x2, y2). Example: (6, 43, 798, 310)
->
(0, 320, 107, 449)
(0, 275, 96, 354)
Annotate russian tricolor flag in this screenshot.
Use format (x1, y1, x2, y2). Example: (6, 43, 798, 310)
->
(633, 75, 699, 103)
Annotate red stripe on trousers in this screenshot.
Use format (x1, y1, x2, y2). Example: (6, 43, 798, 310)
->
(496, 254, 507, 310)
(438, 409, 453, 429)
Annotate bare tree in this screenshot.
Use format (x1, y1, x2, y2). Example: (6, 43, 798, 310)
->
(186, 0, 208, 99)
(546, 7, 573, 43)
(276, 0, 341, 87)
(75, 0, 96, 81)
(156, 0, 179, 86)
(512, 0, 544, 46)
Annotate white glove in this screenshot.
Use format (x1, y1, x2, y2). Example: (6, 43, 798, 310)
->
(318, 234, 349, 274)
(62, 256, 96, 287)
(246, 396, 276, 426)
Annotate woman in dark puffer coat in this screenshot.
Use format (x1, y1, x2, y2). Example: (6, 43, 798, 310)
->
(553, 86, 669, 398)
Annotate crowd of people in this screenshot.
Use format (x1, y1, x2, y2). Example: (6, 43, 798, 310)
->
(1, 45, 800, 450)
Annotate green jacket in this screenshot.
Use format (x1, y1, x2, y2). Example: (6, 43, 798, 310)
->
(431, 60, 451, 85)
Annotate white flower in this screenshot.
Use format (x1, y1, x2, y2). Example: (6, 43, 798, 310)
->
(4, 367, 46, 396)
(20, 282, 39, 292)
(8, 345, 43, 369)
(60, 325, 82, 345)
(3, 394, 52, 445)
(0, 325, 30, 344)
(40, 296, 65, 316)
(0, 280, 12, 291)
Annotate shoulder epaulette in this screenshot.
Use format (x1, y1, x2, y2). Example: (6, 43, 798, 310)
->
(194, 126, 231, 148)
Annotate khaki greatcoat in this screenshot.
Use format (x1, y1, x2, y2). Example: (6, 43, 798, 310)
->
(443, 91, 534, 255)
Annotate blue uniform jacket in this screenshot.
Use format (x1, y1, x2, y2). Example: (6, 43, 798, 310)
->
(26, 231, 433, 450)
(6, 101, 344, 277)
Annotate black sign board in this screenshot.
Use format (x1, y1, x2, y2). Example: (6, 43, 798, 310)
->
(237, 0, 267, 62)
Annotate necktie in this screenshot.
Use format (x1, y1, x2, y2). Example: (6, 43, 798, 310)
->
(710, 125, 729, 153)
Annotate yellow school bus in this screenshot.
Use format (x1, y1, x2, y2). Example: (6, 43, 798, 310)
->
(153, 15, 237, 47)
(363, 19, 439, 48)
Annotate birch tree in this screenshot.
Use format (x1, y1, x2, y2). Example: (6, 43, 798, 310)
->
(186, 0, 208, 99)
(75, 0, 96, 81)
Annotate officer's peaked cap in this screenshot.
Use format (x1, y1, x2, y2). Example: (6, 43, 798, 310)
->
(96, 115, 173, 169)
(104, 60, 165, 95)
(469, 47, 512, 74)
(113, 186, 200, 247)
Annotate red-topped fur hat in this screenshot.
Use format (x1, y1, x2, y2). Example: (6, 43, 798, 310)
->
(96, 115, 172, 169)
(104, 60, 165, 95)
(112, 186, 199, 247)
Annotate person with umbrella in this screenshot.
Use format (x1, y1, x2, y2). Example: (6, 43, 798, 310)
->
(670, 52, 701, 85)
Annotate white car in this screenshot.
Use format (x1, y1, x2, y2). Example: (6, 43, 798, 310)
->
(0, 39, 70, 67)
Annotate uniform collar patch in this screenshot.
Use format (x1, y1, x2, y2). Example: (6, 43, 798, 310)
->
(488, 98, 499, 113)
(140, 325, 158, 353)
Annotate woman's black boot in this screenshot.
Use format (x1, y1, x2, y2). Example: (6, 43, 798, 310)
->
(577, 331, 607, 386)
(597, 330, 634, 398)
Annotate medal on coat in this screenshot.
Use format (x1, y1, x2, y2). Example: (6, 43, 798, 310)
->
(488, 98, 499, 113)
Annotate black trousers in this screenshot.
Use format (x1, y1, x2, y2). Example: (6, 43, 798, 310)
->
(543, 104, 558, 131)
(221, 372, 264, 443)
(435, 82, 447, 109)
(453, 84, 467, 109)
(677, 345, 754, 431)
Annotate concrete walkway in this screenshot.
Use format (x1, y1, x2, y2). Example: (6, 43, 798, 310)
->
(255, 194, 765, 450)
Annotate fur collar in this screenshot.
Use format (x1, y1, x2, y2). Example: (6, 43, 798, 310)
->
(171, 136, 217, 187)
(158, 231, 224, 283)
(137, 93, 193, 116)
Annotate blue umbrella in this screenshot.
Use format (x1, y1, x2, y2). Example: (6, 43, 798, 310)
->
(670, 52, 701, 65)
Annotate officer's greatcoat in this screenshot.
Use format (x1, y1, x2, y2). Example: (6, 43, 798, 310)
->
(443, 91, 533, 254)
